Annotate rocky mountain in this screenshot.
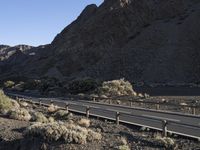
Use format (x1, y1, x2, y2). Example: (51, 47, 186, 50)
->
(0, 45, 34, 61)
(1, 0, 200, 85)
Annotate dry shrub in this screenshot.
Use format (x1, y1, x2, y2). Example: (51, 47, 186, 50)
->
(0, 90, 14, 113)
(25, 121, 102, 144)
(155, 136, 175, 148)
(117, 137, 130, 150)
(53, 110, 70, 120)
(47, 104, 58, 113)
(31, 112, 49, 123)
(9, 108, 31, 121)
(78, 118, 90, 128)
(4, 80, 15, 88)
(98, 79, 136, 97)
(20, 101, 29, 107)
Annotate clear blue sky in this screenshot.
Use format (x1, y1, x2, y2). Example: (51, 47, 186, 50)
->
(0, 0, 103, 46)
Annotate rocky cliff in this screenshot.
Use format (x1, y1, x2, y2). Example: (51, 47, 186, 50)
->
(1, 0, 200, 85)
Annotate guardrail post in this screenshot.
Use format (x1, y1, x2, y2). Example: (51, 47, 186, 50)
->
(50, 100, 54, 105)
(65, 103, 69, 112)
(156, 104, 160, 110)
(39, 100, 42, 106)
(86, 106, 90, 118)
(17, 97, 20, 103)
(130, 101, 133, 107)
(30, 99, 33, 104)
(162, 120, 168, 137)
(109, 99, 112, 104)
(116, 112, 120, 125)
(192, 106, 196, 115)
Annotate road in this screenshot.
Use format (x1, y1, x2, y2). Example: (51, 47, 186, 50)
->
(6, 92, 200, 139)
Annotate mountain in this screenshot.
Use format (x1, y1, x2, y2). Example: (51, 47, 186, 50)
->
(0, 45, 34, 61)
(1, 0, 200, 85)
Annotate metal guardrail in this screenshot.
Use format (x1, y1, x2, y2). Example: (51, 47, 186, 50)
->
(15, 96, 200, 139)
(92, 96, 199, 115)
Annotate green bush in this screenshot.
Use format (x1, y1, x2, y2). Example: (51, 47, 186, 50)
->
(4, 80, 15, 88)
(68, 79, 98, 94)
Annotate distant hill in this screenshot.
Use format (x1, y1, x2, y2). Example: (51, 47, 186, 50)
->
(1, 0, 200, 86)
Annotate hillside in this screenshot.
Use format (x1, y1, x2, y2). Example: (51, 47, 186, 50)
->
(1, 0, 200, 86)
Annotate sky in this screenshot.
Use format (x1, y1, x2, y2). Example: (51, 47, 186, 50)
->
(0, 0, 103, 46)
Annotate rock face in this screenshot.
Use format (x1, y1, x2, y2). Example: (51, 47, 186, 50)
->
(1, 0, 200, 85)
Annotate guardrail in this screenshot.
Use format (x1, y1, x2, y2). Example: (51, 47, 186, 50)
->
(92, 96, 199, 115)
(15, 96, 200, 139)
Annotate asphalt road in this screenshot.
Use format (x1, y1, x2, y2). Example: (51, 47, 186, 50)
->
(6, 92, 200, 139)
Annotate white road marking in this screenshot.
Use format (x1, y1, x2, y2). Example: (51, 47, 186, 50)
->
(142, 114, 180, 122)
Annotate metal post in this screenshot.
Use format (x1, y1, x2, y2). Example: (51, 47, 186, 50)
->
(109, 99, 112, 104)
(86, 106, 90, 118)
(162, 120, 168, 137)
(156, 104, 160, 110)
(50, 100, 53, 105)
(130, 101, 133, 107)
(192, 106, 196, 115)
(65, 103, 69, 112)
(116, 112, 120, 125)
(39, 100, 42, 106)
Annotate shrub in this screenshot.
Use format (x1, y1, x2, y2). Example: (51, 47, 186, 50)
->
(47, 104, 58, 113)
(9, 108, 31, 121)
(98, 79, 136, 97)
(118, 145, 130, 150)
(4, 80, 15, 88)
(31, 112, 49, 123)
(155, 136, 175, 148)
(53, 110, 70, 120)
(0, 90, 13, 113)
(78, 118, 90, 128)
(68, 79, 98, 94)
(25, 121, 102, 144)
(23, 80, 41, 90)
